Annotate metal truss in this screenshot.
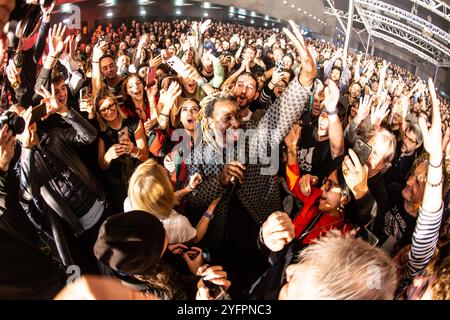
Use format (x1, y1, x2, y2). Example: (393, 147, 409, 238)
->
(410, 0, 450, 23)
(324, 0, 450, 67)
(359, 10, 450, 59)
(355, 0, 450, 44)
(370, 30, 446, 66)
(323, 6, 363, 23)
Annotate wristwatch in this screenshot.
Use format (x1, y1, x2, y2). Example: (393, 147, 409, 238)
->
(196, 77, 207, 87)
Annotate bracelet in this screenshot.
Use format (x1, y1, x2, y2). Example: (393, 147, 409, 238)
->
(49, 55, 57, 59)
(326, 109, 339, 116)
(426, 176, 444, 187)
(429, 159, 442, 168)
(160, 113, 169, 118)
(203, 211, 214, 220)
(92, 60, 99, 64)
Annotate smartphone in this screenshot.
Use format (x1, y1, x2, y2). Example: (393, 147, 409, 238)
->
(167, 56, 190, 78)
(358, 227, 379, 247)
(146, 66, 157, 88)
(275, 60, 285, 74)
(79, 87, 90, 101)
(117, 127, 130, 144)
(30, 103, 48, 124)
(353, 139, 372, 165)
(97, 34, 105, 45)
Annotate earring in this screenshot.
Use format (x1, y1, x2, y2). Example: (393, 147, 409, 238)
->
(336, 203, 345, 214)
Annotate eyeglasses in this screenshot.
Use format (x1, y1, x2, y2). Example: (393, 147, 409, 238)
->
(99, 103, 117, 114)
(322, 178, 342, 193)
(404, 134, 417, 144)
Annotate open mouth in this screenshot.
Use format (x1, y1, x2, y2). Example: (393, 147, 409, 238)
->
(237, 95, 247, 105)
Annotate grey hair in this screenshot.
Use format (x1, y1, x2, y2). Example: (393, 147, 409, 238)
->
(293, 230, 398, 300)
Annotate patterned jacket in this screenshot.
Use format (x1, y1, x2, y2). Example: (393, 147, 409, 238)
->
(187, 77, 315, 250)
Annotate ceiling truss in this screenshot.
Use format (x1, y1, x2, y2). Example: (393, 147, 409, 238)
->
(324, 0, 450, 67)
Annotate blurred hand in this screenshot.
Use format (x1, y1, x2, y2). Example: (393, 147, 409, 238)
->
(105, 144, 126, 163)
(188, 172, 202, 189)
(196, 265, 231, 300)
(182, 246, 203, 274)
(261, 211, 295, 252)
(299, 174, 318, 197)
(284, 123, 301, 147)
(6, 59, 21, 86)
(0, 124, 15, 172)
(163, 153, 175, 173)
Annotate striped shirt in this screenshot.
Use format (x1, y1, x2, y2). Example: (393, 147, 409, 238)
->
(398, 203, 443, 291)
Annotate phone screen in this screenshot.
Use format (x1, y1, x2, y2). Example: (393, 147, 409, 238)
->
(147, 66, 157, 88)
(118, 127, 130, 144)
(30, 103, 48, 124)
(354, 139, 372, 165)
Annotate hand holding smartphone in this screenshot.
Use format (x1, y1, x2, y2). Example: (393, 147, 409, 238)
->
(353, 139, 372, 165)
(30, 103, 48, 124)
(167, 56, 190, 78)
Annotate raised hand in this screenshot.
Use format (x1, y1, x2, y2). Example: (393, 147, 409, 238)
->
(342, 148, 369, 200)
(261, 211, 295, 252)
(370, 100, 390, 130)
(159, 81, 182, 109)
(188, 172, 203, 190)
(0, 124, 16, 172)
(92, 41, 108, 63)
(47, 23, 70, 59)
(79, 97, 95, 119)
(284, 123, 301, 147)
(149, 54, 162, 68)
(17, 107, 39, 150)
(199, 19, 212, 35)
(323, 79, 340, 113)
(418, 79, 442, 165)
(6, 59, 21, 87)
(354, 95, 372, 125)
(283, 20, 316, 88)
(299, 174, 319, 197)
(36, 84, 68, 116)
(42, 1, 55, 24)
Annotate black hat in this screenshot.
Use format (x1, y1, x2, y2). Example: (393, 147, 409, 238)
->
(94, 211, 166, 276)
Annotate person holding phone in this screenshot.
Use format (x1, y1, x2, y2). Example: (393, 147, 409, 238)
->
(95, 89, 148, 213)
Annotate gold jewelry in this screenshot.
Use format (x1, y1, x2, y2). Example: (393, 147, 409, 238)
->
(11, 81, 21, 89)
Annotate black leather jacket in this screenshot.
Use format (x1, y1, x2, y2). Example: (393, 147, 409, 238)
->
(20, 108, 105, 236)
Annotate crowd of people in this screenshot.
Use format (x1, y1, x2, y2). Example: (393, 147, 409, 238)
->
(0, 1, 449, 300)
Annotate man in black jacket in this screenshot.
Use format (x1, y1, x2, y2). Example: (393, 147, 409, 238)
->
(18, 86, 107, 272)
(0, 122, 66, 299)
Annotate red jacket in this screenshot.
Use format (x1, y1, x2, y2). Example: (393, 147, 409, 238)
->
(286, 163, 351, 244)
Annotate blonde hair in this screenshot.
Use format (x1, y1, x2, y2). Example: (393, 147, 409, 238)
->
(94, 89, 128, 132)
(294, 230, 398, 300)
(128, 159, 175, 219)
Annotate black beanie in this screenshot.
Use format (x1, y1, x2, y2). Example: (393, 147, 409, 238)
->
(94, 211, 166, 276)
